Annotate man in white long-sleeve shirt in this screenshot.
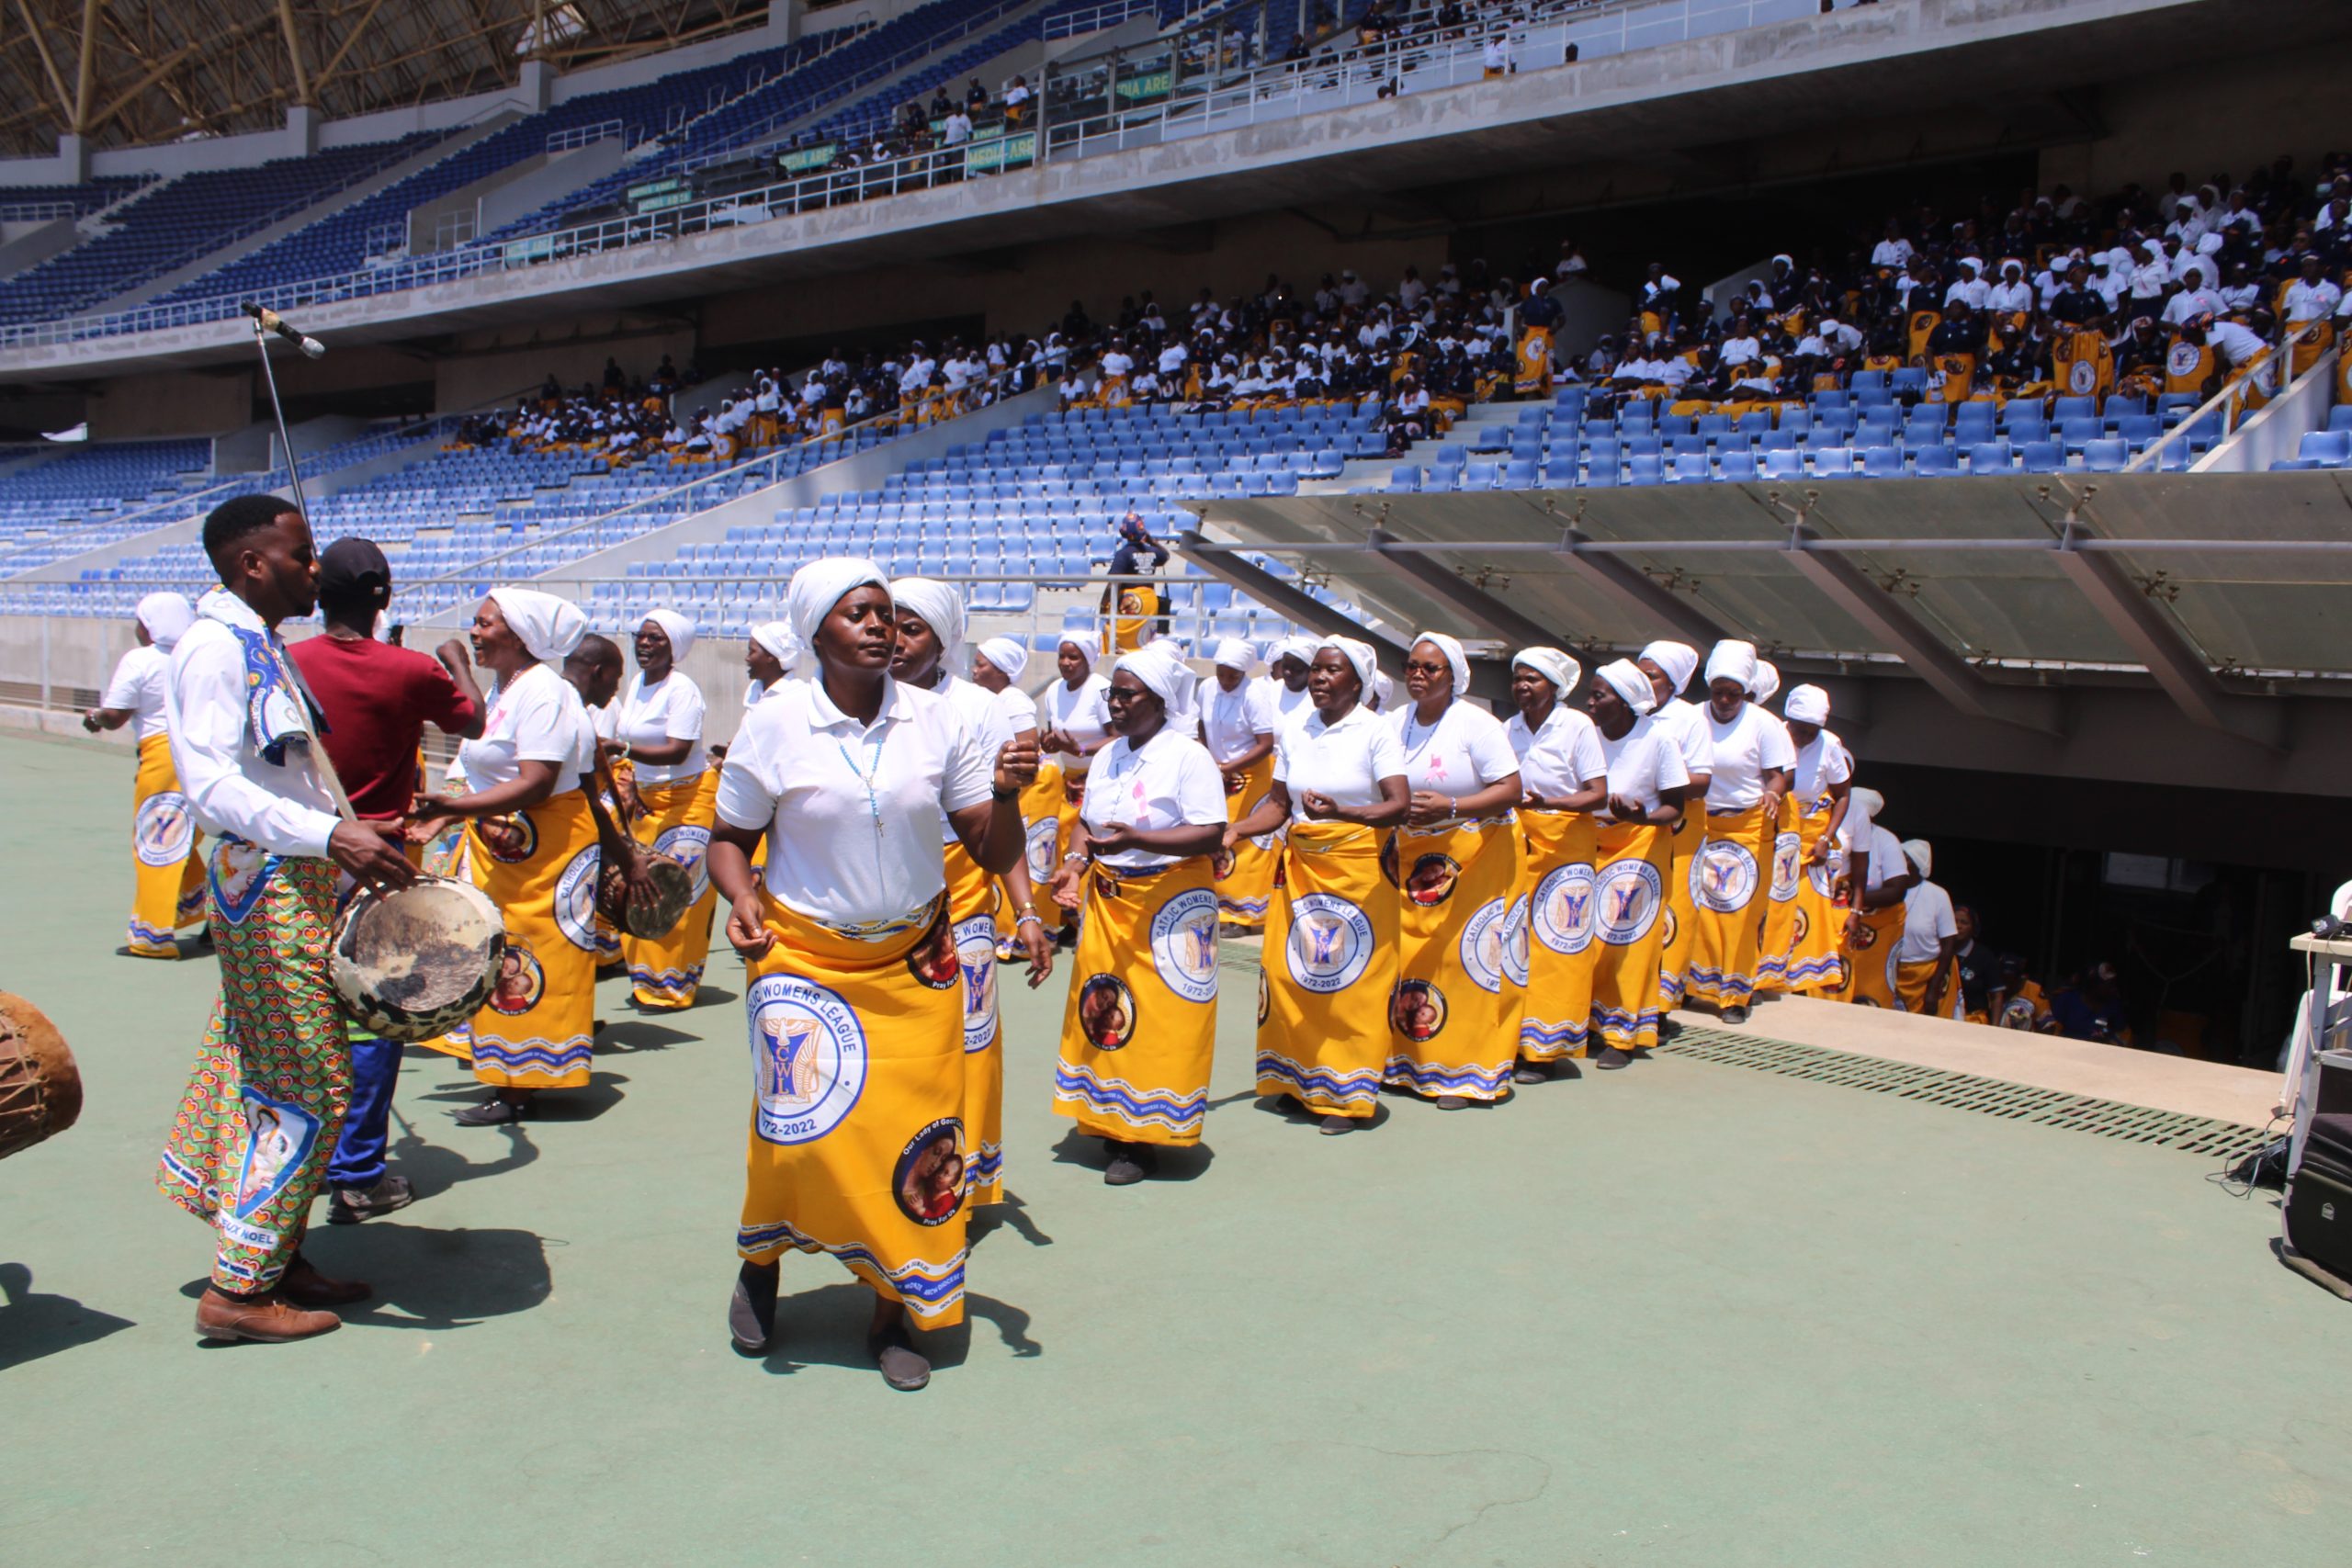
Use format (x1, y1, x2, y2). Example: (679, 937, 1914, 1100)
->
(156, 493, 418, 1346)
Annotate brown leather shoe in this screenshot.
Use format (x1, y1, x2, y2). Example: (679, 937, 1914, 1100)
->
(280, 1255, 372, 1309)
(195, 1288, 341, 1343)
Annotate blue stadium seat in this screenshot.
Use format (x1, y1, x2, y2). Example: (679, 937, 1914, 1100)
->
(2082, 439, 2129, 473)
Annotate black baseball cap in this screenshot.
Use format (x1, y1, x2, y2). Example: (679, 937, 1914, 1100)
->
(316, 536, 391, 600)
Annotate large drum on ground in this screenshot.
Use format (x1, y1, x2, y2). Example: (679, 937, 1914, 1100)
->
(0, 992, 81, 1161)
(332, 876, 506, 1041)
(597, 855, 691, 940)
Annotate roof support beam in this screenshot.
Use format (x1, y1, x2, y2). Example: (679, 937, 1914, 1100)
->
(1365, 527, 1563, 649)
(2051, 521, 2284, 749)
(1781, 527, 2063, 736)
(277, 0, 312, 106)
(1548, 527, 1727, 649)
(72, 0, 100, 135)
(1176, 530, 1412, 668)
(11, 0, 75, 122)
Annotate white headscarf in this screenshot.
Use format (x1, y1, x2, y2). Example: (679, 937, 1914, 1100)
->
(1370, 670, 1395, 712)
(1410, 629, 1471, 696)
(1511, 646, 1582, 699)
(641, 607, 697, 662)
(1055, 630, 1098, 676)
(1747, 659, 1781, 706)
(1901, 838, 1932, 878)
(1849, 786, 1884, 821)
(889, 576, 967, 659)
(1212, 637, 1255, 672)
(1314, 636, 1377, 694)
(1639, 639, 1699, 696)
(1596, 659, 1656, 716)
(1705, 639, 1759, 691)
(977, 635, 1028, 682)
(135, 591, 196, 651)
(486, 586, 587, 663)
(1114, 641, 1200, 733)
(1782, 683, 1830, 725)
(1272, 635, 1318, 671)
(749, 619, 804, 682)
(786, 557, 887, 650)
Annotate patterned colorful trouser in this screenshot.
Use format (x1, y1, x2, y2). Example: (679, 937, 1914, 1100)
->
(157, 847, 352, 1293)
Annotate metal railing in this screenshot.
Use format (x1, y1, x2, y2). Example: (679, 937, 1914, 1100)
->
(1044, 0, 1156, 39)
(0, 0, 1810, 352)
(547, 118, 627, 154)
(0, 200, 76, 222)
(2123, 326, 2323, 474)
(684, 0, 1038, 170)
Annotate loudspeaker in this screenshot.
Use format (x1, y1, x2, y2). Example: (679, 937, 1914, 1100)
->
(2282, 1053, 2352, 1298)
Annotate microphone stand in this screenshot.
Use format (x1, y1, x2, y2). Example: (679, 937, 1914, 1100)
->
(247, 316, 310, 518)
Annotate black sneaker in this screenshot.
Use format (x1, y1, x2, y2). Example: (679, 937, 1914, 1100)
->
(1103, 1141, 1158, 1186)
(454, 1095, 526, 1126)
(1512, 1061, 1551, 1085)
(1318, 1113, 1357, 1135)
(328, 1174, 414, 1224)
(1593, 1045, 1633, 1070)
(1720, 1005, 1750, 1025)
(729, 1261, 779, 1354)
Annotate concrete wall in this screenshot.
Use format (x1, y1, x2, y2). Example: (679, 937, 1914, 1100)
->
(2193, 346, 2337, 475)
(430, 317, 704, 412)
(87, 368, 255, 441)
(2035, 48, 2343, 204)
(0, 216, 81, 280)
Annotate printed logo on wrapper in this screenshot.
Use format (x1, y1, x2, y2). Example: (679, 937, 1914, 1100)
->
(1532, 863, 1598, 956)
(1770, 830, 1802, 902)
(553, 846, 600, 951)
(653, 823, 712, 905)
(1459, 897, 1507, 995)
(953, 914, 999, 1054)
(208, 839, 275, 925)
(134, 791, 194, 867)
(1023, 818, 1059, 883)
(1594, 858, 1664, 946)
(488, 942, 546, 1015)
(748, 973, 867, 1145)
(1692, 840, 1759, 914)
(1149, 887, 1221, 1004)
(1806, 860, 1833, 898)
(1390, 977, 1448, 1042)
(2167, 341, 2202, 379)
(221, 1088, 322, 1249)
(1500, 894, 1531, 987)
(1078, 974, 1138, 1049)
(480, 812, 538, 864)
(1285, 893, 1374, 994)
(893, 1117, 967, 1226)
(1404, 852, 1461, 907)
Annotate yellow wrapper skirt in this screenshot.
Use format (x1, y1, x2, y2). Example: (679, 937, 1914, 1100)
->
(1589, 820, 1674, 1051)
(1680, 801, 1778, 1010)
(127, 732, 206, 956)
(1781, 797, 1847, 995)
(737, 891, 970, 1327)
(945, 843, 1007, 1202)
(419, 790, 600, 1088)
(1014, 760, 1067, 933)
(1255, 819, 1397, 1120)
(1752, 795, 1804, 996)
(1212, 754, 1281, 929)
(1516, 808, 1601, 1061)
(1894, 957, 1962, 1017)
(1055, 857, 1220, 1145)
(1839, 900, 1906, 1008)
(1385, 817, 1523, 1101)
(1656, 806, 1702, 1009)
(623, 771, 721, 1009)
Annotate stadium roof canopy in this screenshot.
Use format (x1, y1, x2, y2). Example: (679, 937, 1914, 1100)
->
(0, 0, 776, 155)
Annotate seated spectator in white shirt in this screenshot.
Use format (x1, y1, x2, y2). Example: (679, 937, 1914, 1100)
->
(1871, 220, 1913, 271)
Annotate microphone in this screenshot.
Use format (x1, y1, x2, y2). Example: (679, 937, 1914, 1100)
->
(243, 301, 325, 358)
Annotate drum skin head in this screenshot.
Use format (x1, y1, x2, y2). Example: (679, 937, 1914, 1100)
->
(599, 856, 692, 939)
(332, 877, 506, 1042)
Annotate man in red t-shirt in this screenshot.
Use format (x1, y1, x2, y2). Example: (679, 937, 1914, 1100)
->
(288, 536, 485, 1224)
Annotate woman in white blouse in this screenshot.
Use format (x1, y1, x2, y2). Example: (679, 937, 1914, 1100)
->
(413, 588, 609, 1124)
(1035, 634, 1114, 931)
(1384, 633, 1525, 1109)
(1229, 638, 1408, 1134)
(605, 609, 719, 1010)
(1200, 637, 1281, 933)
(1680, 641, 1793, 1026)
(86, 591, 205, 957)
(1583, 659, 1691, 1067)
(706, 558, 1035, 1393)
(1048, 642, 1228, 1185)
(1504, 648, 1609, 1083)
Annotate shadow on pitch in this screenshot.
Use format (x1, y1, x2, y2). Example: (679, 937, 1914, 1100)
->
(380, 1108, 538, 1199)
(0, 1262, 135, 1371)
(410, 1066, 630, 1124)
(750, 1282, 1040, 1375)
(1047, 1127, 1216, 1181)
(178, 1224, 553, 1332)
(967, 1189, 1054, 1249)
(594, 1019, 697, 1055)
